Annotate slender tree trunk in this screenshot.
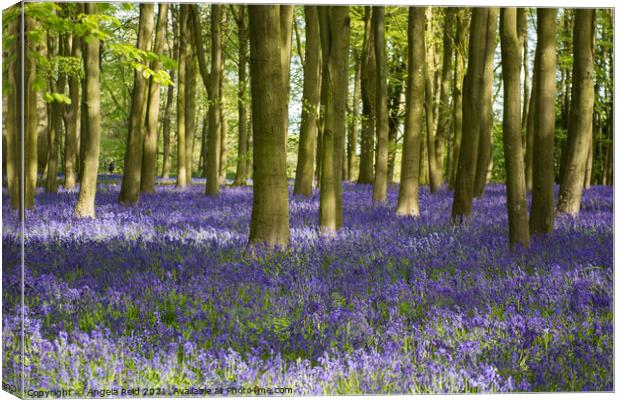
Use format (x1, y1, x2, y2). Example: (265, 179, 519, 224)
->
(448, 9, 468, 189)
(387, 55, 403, 185)
(162, 6, 178, 179)
(358, 7, 376, 184)
(500, 8, 529, 248)
(524, 68, 536, 191)
(47, 34, 65, 194)
(318, 6, 349, 232)
(372, 6, 389, 203)
(74, 4, 101, 218)
(557, 10, 595, 215)
(435, 9, 454, 185)
(397, 7, 425, 216)
(529, 8, 557, 235)
(347, 47, 361, 181)
(518, 9, 530, 137)
(248, 5, 291, 247)
(206, 4, 223, 195)
(24, 16, 38, 209)
(425, 34, 441, 193)
(64, 33, 80, 189)
(141, 4, 168, 193)
(294, 6, 322, 196)
(473, 8, 498, 198)
(119, 4, 154, 204)
(451, 8, 490, 221)
(176, 5, 189, 188)
(233, 5, 249, 186)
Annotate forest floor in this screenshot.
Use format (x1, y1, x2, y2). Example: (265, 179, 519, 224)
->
(2, 177, 613, 394)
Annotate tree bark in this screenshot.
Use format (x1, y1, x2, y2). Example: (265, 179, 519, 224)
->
(248, 5, 291, 247)
(397, 7, 425, 216)
(387, 54, 403, 185)
(372, 6, 389, 203)
(206, 4, 223, 195)
(347, 46, 361, 181)
(448, 9, 468, 190)
(119, 4, 154, 204)
(435, 8, 454, 186)
(5, 14, 19, 209)
(161, 8, 177, 179)
(318, 6, 349, 232)
(74, 4, 101, 218)
(557, 10, 595, 215)
(529, 8, 557, 235)
(358, 7, 376, 184)
(293, 6, 322, 196)
(65, 32, 80, 190)
(472, 8, 498, 198)
(176, 5, 189, 188)
(451, 8, 490, 221)
(141, 4, 168, 193)
(500, 8, 529, 248)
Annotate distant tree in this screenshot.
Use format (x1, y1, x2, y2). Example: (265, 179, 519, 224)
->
(185, 15, 197, 185)
(500, 7, 529, 248)
(529, 8, 557, 235)
(119, 4, 154, 204)
(318, 6, 349, 232)
(248, 5, 291, 247)
(161, 6, 177, 179)
(347, 46, 361, 181)
(396, 7, 425, 216)
(372, 6, 389, 203)
(557, 9, 596, 215)
(141, 4, 168, 193)
(232, 5, 250, 186)
(64, 31, 81, 190)
(294, 6, 322, 197)
(74, 3, 101, 218)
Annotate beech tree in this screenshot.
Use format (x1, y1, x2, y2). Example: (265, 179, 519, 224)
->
(529, 8, 557, 235)
(372, 6, 389, 203)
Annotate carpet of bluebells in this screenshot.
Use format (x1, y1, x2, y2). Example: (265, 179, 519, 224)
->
(2, 176, 613, 395)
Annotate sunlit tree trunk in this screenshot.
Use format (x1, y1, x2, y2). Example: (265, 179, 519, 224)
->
(500, 8, 529, 248)
(372, 6, 389, 203)
(318, 6, 349, 232)
(74, 4, 101, 218)
(65, 32, 80, 189)
(529, 8, 557, 235)
(5, 15, 19, 209)
(347, 47, 361, 181)
(387, 54, 403, 185)
(119, 4, 154, 204)
(435, 9, 454, 186)
(294, 6, 322, 196)
(557, 9, 595, 215)
(176, 5, 189, 188)
(141, 4, 168, 193)
(397, 7, 425, 216)
(248, 5, 291, 247)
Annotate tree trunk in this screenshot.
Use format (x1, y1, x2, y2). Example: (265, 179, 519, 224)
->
(74, 4, 101, 218)
(448, 9, 468, 190)
(233, 5, 249, 186)
(162, 6, 178, 179)
(141, 4, 168, 193)
(451, 8, 490, 221)
(5, 14, 19, 209)
(524, 67, 536, 191)
(529, 8, 557, 235)
(176, 6, 189, 188)
(65, 33, 80, 189)
(372, 6, 389, 203)
(387, 54, 404, 185)
(500, 8, 529, 248)
(425, 28, 441, 193)
(557, 10, 595, 215)
(347, 46, 361, 181)
(318, 6, 349, 232)
(248, 5, 291, 247)
(24, 16, 38, 209)
(358, 7, 376, 184)
(397, 7, 425, 216)
(293, 6, 322, 196)
(472, 8, 498, 198)
(46, 34, 65, 194)
(518, 9, 530, 137)
(119, 4, 154, 204)
(435, 8, 454, 185)
(206, 4, 223, 195)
